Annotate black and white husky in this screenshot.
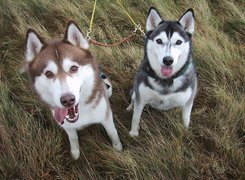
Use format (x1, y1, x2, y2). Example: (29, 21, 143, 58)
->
(127, 8, 198, 137)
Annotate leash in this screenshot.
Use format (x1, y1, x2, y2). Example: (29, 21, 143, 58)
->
(86, 0, 97, 40)
(114, 0, 145, 37)
(116, 0, 137, 27)
(90, 34, 134, 47)
(86, 0, 145, 47)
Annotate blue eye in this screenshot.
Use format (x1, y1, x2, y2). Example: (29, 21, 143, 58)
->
(156, 39, 163, 44)
(176, 40, 182, 45)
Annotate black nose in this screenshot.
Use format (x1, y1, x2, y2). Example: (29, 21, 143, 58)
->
(163, 56, 174, 66)
(60, 94, 75, 107)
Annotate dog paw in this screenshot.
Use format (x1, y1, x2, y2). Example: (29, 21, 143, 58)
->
(71, 148, 80, 160)
(113, 142, 123, 151)
(126, 105, 133, 112)
(129, 130, 139, 137)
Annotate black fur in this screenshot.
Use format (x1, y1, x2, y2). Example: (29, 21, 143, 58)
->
(130, 17, 197, 102)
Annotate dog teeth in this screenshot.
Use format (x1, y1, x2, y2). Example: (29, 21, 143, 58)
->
(65, 113, 79, 121)
(68, 107, 76, 119)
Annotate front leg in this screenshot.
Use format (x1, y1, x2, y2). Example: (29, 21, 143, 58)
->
(129, 100, 145, 137)
(101, 109, 122, 151)
(182, 101, 194, 128)
(64, 128, 80, 160)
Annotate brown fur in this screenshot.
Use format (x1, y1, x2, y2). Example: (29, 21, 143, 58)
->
(28, 38, 106, 108)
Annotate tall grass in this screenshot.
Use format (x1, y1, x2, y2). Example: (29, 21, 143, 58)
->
(0, 0, 244, 179)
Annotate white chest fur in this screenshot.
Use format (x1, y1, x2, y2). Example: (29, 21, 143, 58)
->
(139, 78, 192, 110)
(60, 96, 108, 129)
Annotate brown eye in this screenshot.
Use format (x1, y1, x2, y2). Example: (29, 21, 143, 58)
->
(70, 66, 78, 73)
(156, 39, 163, 44)
(45, 71, 54, 79)
(176, 40, 182, 45)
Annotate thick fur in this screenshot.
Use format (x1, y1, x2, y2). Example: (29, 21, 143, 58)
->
(127, 8, 197, 137)
(24, 21, 122, 159)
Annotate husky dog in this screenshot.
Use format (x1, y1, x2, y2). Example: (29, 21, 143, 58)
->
(127, 8, 197, 137)
(24, 21, 122, 159)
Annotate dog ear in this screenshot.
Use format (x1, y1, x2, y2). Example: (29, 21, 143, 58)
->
(178, 9, 195, 34)
(146, 7, 162, 32)
(25, 29, 45, 63)
(64, 21, 89, 49)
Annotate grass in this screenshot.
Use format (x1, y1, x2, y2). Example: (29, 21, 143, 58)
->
(0, 0, 244, 179)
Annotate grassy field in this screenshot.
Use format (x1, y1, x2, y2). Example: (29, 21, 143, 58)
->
(0, 0, 244, 179)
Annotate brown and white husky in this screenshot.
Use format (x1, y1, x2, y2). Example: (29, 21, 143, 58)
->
(23, 21, 122, 160)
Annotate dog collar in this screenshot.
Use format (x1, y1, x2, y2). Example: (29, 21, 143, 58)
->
(171, 59, 192, 79)
(140, 59, 192, 81)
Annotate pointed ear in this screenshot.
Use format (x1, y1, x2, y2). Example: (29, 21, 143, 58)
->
(178, 9, 195, 34)
(146, 7, 162, 32)
(25, 29, 44, 63)
(64, 21, 89, 49)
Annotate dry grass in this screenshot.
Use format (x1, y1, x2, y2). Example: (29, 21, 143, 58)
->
(0, 0, 244, 179)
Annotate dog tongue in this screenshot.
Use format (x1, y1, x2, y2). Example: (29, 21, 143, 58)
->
(161, 67, 173, 77)
(54, 108, 67, 123)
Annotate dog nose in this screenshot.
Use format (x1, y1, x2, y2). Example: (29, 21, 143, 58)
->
(60, 94, 75, 107)
(163, 56, 174, 66)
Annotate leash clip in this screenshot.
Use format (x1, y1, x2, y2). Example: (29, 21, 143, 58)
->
(86, 29, 91, 40)
(133, 24, 145, 37)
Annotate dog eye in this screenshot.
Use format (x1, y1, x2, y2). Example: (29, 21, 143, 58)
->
(176, 40, 182, 45)
(45, 71, 54, 79)
(156, 39, 163, 45)
(70, 66, 78, 73)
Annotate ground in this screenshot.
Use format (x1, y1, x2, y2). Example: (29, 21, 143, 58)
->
(0, 0, 244, 179)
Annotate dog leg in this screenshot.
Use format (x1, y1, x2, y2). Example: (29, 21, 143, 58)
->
(126, 91, 135, 111)
(182, 101, 193, 128)
(129, 101, 145, 137)
(64, 128, 80, 160)
(126, 101, 134, 111)
(102, 111, 122, 151)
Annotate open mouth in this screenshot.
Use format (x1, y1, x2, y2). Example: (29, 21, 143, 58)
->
(161, 66, 173, 78)
(54, 104, 79, 124)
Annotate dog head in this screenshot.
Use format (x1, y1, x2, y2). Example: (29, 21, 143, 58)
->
(24, 21, 95, 124)
(145, 7, 194, 78)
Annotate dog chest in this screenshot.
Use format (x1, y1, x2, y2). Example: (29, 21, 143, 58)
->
(60, 96, 108, 129)
(140, 83, 192, 110)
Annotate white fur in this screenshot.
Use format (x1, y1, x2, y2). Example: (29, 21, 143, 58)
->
(33, 57, 122, 159)
(25, 32, 43, 62)
(148, 74, 189, 93)
(34, 60, 93, 109)
(34, 61, 59, 107)
(179, 10, 195, 34)
(66, 23, 89, 49)
(60, 76, 122, 159)
(30, 30, 121, 159)
(102, 78, 112, 97)
(147, 32, 190, 78)
(129, 8, 196, 137)
(146, 8, 162, 32)
(62, 58, 80, 72)
(129, 80, 193, 136)
(26, 23, 122, 159)
(126, 91, 135, 112)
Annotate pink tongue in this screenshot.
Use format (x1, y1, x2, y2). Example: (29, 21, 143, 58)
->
(161, 67, 173, 77)
(54, 108, 67, 123)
